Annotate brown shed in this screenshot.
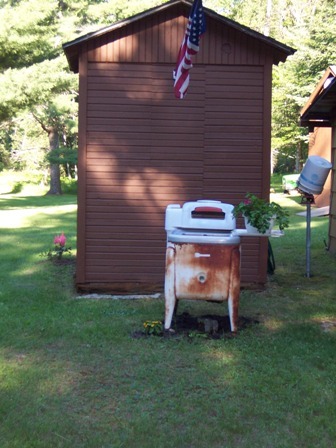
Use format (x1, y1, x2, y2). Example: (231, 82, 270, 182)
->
(300, 65, 336, 253)
(303, 127, 332, 208)
(63, 0, 295, 293)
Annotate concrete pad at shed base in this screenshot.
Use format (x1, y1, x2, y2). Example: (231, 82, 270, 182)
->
(296, 206, 329, 218)
(75, 293, 162, 300)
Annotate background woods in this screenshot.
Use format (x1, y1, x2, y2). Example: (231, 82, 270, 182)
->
(0, 0, 336, 187)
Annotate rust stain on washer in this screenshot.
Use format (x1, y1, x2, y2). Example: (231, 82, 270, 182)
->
(174, 243, 238, 301)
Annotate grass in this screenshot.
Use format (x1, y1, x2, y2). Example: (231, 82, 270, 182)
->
(0, 173, 336, 447)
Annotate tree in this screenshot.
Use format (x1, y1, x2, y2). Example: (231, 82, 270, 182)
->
(0, 0, 166, 190)
(229, 0, 336, 172)
(1, 0, 336, 180)
(32, 96, 78, 194)
(0, 55, 77, 193)
(0, 1, 77, 192)
(272, 0, 336, 171)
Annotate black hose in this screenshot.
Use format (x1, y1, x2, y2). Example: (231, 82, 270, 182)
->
(267, 239, 276, 275)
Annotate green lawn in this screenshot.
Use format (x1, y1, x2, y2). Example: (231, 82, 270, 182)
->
(0, 177, 336, 448)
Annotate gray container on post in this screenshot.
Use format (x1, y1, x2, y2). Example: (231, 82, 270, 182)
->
(297, 155, 332, 195)
(297, 155, 332, 277)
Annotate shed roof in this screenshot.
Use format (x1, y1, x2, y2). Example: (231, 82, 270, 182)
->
(300, 66, 336, 129)
(63, 0, 295, 73)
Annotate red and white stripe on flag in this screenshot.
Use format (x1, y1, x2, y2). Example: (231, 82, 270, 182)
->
(173, 0, 206, 99)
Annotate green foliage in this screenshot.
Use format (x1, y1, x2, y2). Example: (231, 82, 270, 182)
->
(0, 0, 79, 180)
(0, 0, 336, 177)
(143, 320, 163, 336)
(0, 169, 77, 196)
(233, 193, 290, 233)
(0, 114, 49, 171)
(271, 0, 336, 171)
(106, 0, 164, 22)
(228, 0, 336, 172)
(9, 181, 23, 193)
(47, 146, 77, 166)
(0, 0, 59, 70)
(0, 136, 10, 171)
(0, 57, 77, 122)
(60, 177, 77, 194)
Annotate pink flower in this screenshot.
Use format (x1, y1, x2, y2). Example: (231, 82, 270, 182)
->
(243, 199, 252, 205)
(54, 232, 67, 247)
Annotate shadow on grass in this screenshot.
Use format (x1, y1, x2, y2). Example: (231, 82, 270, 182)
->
(1, 297, 336, 447)
(0, 184, 336, 446)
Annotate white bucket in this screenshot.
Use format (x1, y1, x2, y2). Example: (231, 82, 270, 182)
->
(298, 155, 332, 194)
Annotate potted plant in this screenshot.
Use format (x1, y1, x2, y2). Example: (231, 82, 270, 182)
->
(233, 193, 289, 234)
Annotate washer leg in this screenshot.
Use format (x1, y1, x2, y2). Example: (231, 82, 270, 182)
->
(165, 296, 176, 330)
(164, 245, 176, 330)
(228, 247, 240, 332)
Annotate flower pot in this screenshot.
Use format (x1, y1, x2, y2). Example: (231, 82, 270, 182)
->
(244, 216, 275, 235)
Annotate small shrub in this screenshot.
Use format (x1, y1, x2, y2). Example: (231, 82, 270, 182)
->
(61, 178, 77, 194)
(143, 320, 163, 336)
(40, 232, 72, 261)
(10, 181, 24, 193)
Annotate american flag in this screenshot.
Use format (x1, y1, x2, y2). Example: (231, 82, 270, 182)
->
(173, 0, 206, 99)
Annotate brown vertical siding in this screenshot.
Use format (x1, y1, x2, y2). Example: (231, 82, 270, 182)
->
(308, 127, 332, 208)
(84, 62, 205, 288)
(86, 14, 268, 67)
(329, 126, 336, 253)
(69, 2, 292, 292)
(203, 65, 264, 199)
(203, 64, 269, 284)
(76, 45, 88, 284)
(81, 60, 272, 289)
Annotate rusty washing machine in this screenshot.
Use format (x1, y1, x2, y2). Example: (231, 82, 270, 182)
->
(164, 200, 241, 332)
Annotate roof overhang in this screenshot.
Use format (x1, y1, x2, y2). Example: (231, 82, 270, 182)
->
(63, 0, 295, 73)
(300, 66, 336, 130)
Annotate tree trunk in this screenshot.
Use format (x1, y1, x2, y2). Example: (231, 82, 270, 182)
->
(47, 126, 62, 195)
(264, 0, 272, 36)
(296, 141, 303, 173)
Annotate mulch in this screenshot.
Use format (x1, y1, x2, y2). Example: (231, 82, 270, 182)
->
(132, 312, 259, 340)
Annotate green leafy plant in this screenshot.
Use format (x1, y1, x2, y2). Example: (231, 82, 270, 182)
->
(143, 320, 163, 336)
(233, 193, 290, 234)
